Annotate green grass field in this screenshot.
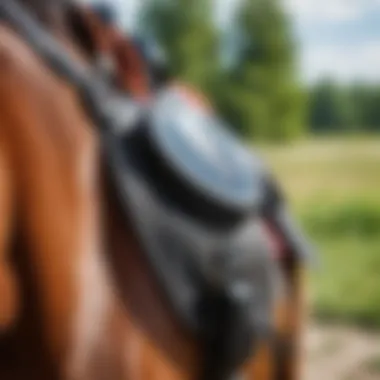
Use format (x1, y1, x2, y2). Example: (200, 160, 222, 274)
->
(260, 136, 380, 328)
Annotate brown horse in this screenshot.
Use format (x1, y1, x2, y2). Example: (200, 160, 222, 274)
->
(0, 1, 307, 379)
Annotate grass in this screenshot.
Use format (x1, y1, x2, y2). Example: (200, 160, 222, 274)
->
(363, 354, 380, 375)
(260, 136, 380, 328)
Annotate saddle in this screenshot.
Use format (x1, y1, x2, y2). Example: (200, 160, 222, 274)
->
(0, 2, 313, 379)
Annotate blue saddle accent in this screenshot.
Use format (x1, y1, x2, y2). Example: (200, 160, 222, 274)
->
(149, 88, 263, 213)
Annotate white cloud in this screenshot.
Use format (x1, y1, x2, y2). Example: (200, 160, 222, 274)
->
(284, 0, 380, 24)
(301, 41, 380, 83)
(284, 0, 380, 83)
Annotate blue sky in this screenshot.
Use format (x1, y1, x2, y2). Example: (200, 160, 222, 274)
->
(85, 0, 380, 84)
(284, 0, 380, 84)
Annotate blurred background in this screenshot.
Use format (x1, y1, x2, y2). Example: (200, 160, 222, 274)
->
(86, 0, 380, 378)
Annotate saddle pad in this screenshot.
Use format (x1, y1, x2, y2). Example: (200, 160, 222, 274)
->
(104, 126, 278, 372)
(104, 123, 276, 328)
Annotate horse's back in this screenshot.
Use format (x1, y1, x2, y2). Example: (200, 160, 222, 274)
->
(0, 23, 295, 380)
(0, 23, 197, 380)
(0, 24, 116, 379)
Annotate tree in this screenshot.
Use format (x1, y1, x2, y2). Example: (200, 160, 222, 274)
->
(308, 81, 380, 133)
(213, 0, 306, 141)
(308, 80, 354, 132)
(140, 0, 219, 93)
(360, 86, 380, 131)
(140, 0, 305, 142)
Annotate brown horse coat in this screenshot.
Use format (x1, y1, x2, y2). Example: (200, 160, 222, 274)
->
(0, 10, 306, 380)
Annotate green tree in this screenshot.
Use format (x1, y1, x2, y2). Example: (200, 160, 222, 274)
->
(214, 0, 306, 141)
(140, 0, 305, 142)
(361, 87, 380, 131)
(308, 82, 380, 133)
(141, 0, 219, 93)
(309, 80, 355, 132)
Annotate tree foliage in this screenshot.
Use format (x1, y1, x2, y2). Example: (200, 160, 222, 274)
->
(214, 0, 305, 141)
(141, 0, 219, 93)
(308, 81, 380, 133)
(140, 0, 305, 142)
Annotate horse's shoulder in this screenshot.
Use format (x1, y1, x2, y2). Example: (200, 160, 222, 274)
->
(0, 25, 33, 70)
(0, 24, 56, 93)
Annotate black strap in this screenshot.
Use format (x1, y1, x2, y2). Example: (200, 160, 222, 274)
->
(0, 0, 90, 87)
(0, 0, 133, 139)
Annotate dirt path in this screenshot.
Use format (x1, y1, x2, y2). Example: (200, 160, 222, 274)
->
(303, 323, 380, 380)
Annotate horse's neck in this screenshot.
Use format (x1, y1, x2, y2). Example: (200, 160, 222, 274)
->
(0, 19, 193, 379)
